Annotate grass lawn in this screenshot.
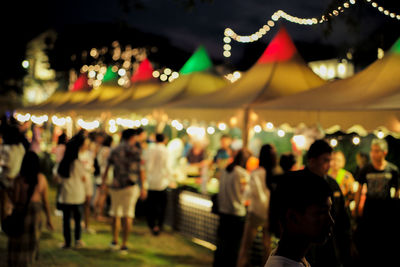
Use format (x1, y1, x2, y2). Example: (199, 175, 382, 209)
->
(0, 185, 214, 267)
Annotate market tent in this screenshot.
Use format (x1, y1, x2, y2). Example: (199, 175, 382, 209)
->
(76, 59, 161, 111)
(107, 45, 228, 114)
(24, 73, 92, 112)
(130, 58, 155, 83)
(252, 38, 400, 135)
(165, 26, 326, 112)
(160, 26, 327, 144)
(70, 73, 92, 91)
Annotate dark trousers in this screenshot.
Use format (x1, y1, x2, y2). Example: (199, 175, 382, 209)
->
(145, 189, 167, 230)
(61, 204, 83, 246)
(355, 199, 400, 266)
(213, 213, 245, 267)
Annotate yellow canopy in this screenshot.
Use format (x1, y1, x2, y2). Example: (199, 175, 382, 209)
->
(253, 44, 400, 135)
(161, 27, 325, 125)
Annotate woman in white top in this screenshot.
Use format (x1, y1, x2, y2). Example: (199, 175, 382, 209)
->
(213, 148, 251, 267)
(237, 144, 281, 267)
(57, 131, 87, 248)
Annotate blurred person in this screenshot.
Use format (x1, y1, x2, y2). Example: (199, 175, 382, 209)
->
(52, 132, 67, 182)
(93, 134, 113, 221)
(101, 129, 147, 255)
(214, 134, 232, 163)
(328, 151, 355, 207)
(265, 171, 334, 267)
(279, 153, 297, 173)
(213, 134, 233, 177)
(7, 151, 54, 266)
(354, 138, 400, 266)
(133, 127, 148, 218)
(52, 133, 67, 165)
(354, 152, 369, 180)
(213, 148, 252, 267)
(0, 124, 26, 222)
(302, 140, 354, 267)
(57, 132, 88, 249)
(144, 133, 175, 235)
(135, 127, 147, 151)
(186, 140, 207, 165)
(186, 139, 207, 177)
(30, 125, 42, 154)
(237, 144, 276, 267)
(78, 131, 96, 234)
(353, 151, 369, 217)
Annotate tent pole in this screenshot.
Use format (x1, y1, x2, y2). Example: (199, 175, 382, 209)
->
(243, 107, 250, 148)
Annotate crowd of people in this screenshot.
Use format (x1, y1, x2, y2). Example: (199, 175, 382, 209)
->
(1, 113, 400, 267)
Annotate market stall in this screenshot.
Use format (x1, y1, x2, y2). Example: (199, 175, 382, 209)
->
(161, 26, 327, 145)
(251, 38, 400, 136)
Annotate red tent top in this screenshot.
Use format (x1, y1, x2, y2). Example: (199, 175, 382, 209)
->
(257, 26, 297, 64)
(131, 59, 155, 83)
(70, 73, 91, 91)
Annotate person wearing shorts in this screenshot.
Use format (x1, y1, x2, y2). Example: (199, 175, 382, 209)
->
(101, 129, 147, 254)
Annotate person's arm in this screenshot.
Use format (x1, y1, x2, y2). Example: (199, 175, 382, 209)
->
(394, 170, 400, 199)
(139, 167, 147, 200)
(101, 163, 110, 190)
(354, 166, 367, 217)
(40, 174, 54, 230)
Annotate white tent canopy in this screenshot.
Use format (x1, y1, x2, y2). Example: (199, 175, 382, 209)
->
(252, 38, 400, 136)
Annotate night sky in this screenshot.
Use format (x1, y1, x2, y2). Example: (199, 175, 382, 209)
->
(1, 0, 399, 83)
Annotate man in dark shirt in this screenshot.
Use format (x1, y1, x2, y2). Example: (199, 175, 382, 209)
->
(101, 129, 147, 254)
(302, 139, 354, 267)
(355, 138, 400, 265)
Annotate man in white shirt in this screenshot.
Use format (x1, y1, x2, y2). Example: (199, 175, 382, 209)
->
(143, 133, 174, 235)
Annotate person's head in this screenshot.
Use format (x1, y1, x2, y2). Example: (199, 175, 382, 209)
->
(20, 151, 40, 190)
(226, 148, 252, 173)
(307, 139, 333, 177)
(121, 128, 136, 146)
(259, 143, 277, 173)
(220, 134, 232, 150)
(279, 153, 296, 173)
(135, 127, 147, 143)
(2, 124, 22, 145)
(330, 150, 346, 172)
(356, 151, 369, 168)
(57, 133, 67, 145)
(274, 171, 334, 245)
(58, 131, 86, 178)
(370, 138, 388, 164)
(156, 133, 165, 143)
(91, 131, 105, 146)
(102, 134, 113, 147)
(192, 139, 204, 151)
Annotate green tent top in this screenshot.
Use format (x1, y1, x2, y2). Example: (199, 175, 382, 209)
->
(103, 66, 118, 82)
(179, 45, 213, 75)
(390, 38, 400, 54)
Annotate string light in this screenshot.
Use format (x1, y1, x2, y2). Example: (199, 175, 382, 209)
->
(254, 125, 262, 133)
(77, 119, 99, 130)
(52, 115, 67, 126)
(330, 138, 338, 147)
(31, 115, 48, 125)
(223, 0, 400, 58)
(15, 113, 31, 123)
(224, 71, 241, 83)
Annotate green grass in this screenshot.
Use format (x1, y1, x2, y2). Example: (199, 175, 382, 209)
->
(0, 185, 213, 267)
